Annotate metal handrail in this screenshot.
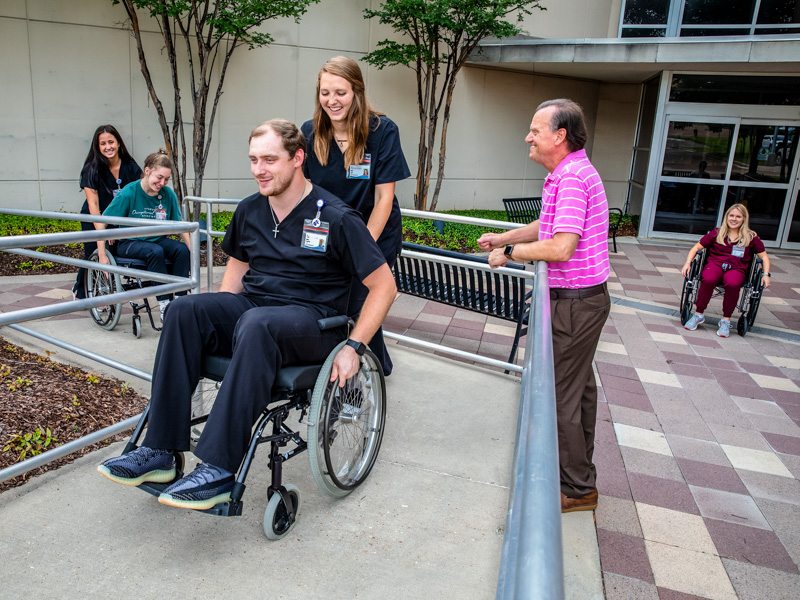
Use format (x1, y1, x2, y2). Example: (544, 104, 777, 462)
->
(496, 260, 563, 599)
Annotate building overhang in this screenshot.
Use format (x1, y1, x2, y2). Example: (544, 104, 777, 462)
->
(469, 36, 800, 83)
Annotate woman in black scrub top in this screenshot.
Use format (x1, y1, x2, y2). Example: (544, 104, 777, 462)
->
(302, 56, 411, 376)
(73, 125, 142, 299)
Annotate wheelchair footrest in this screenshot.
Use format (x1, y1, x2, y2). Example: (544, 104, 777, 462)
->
(136, 477, 244, 517)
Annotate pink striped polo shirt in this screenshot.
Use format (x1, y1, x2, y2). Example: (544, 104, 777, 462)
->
(538, 149, 610, 289)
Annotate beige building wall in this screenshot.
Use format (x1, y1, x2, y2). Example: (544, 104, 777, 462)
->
(0, 0, 635, 213)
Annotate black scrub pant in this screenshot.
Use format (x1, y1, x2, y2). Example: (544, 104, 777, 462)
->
(116, 238, 190, 302)
(142, 293, 343, 473)
(550, 284, 610, 498)
(74, 217, 99, 299)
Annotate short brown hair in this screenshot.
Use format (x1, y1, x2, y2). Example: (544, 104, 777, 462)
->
(249, 119, 306, 158)
(536, 99, 587, 153)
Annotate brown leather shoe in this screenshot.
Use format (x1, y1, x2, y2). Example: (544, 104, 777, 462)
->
(561, 489, 598, 513)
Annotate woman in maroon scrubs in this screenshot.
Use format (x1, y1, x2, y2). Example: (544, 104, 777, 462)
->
(681, 203, 771, 337)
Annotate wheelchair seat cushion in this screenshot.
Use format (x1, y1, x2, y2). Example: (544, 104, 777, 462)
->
(201, 354, 322, 393)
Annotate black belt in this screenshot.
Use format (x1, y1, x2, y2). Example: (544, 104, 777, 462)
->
(550, 282, 607, 300)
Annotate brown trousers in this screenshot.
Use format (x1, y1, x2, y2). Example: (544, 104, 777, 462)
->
(550, 286, 610, 498)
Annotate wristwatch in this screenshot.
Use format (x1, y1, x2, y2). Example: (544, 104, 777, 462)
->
(345, 339, 366, 356)
(504, 245, 514, 258)
(764, 272, 771, 277)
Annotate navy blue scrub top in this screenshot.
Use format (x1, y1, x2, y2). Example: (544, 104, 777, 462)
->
(302, 115, 410, 259)
(80, 159, 142, 214)
(221, 184, 386, 319)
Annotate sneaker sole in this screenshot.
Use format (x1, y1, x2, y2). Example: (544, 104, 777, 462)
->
(97, 464, 177, 487)
(157, 491, 232, 511)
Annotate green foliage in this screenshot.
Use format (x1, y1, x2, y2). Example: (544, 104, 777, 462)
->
(402, 209, 507, 252)
(8, 377, 32, 391)
(3, 428, 58, 461)
(363, 0, 545, 212)
(113, 0, 320, 206)
(0, 214, 80, 237)
(364, 0, 540, 70)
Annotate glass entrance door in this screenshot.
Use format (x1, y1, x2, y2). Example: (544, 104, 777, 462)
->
(652, 118, 799, 245)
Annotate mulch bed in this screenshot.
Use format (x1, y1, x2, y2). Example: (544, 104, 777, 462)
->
(0, 338, 148, 493)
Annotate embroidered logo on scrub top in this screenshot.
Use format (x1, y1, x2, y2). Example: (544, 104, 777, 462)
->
(302, 199, 329, 252)
(347, 153, 371, 180)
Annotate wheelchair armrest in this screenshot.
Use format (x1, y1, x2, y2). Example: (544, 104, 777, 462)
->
(756, 257, 763, 264)
(317, 315, 351, 331)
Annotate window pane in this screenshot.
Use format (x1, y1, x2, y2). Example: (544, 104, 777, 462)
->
(653, 182, 724, 234)
(724, 186, 788, 240)
(623, 0, 671, 24)
(683, 0, 757, 24)
(757, 26, 800, 32)
(661, 122, 734, 179)
(636, 77, 661, 148)
(670, 75, 800, 105)
(787, 190, 800, 243)
(621, 27, 667, 37)
(731, 125, 798, 183)
(680, 27, 751, 35)
(757, 0, 800, 23)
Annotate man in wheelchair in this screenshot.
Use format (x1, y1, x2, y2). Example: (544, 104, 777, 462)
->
(681, 203, 771, 338)
(97, 119, 396, 511)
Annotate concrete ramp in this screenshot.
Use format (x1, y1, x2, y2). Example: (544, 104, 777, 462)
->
(0, 346, 522, 599)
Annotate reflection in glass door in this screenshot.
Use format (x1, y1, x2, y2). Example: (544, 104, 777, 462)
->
(653, 121, 734, 235)
(653, 119, 799, 244)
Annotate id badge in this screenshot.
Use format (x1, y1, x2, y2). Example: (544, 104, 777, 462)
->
(731, 245, 745, 258)
(302, 219, 329, 252)
(347, 153, 371, 180)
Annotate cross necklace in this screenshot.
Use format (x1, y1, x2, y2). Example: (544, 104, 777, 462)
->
(268, 181, 308, 238)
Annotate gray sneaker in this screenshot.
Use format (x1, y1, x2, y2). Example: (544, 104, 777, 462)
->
(716, 320, 731, 338)
(158, 462, 234, 510)
(684, 313, 705, 331)
(98, 446, 176, 486)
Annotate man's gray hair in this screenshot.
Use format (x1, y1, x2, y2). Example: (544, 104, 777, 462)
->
(536, 99, 587, 153)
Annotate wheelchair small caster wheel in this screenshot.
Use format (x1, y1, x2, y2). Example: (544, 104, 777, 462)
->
(737, 314, 749, 336)
(132, 315, 142, 338)
(263, 484, 301, 541)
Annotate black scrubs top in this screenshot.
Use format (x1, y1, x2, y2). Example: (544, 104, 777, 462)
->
(221, 184, 386, 319)
(302, 115, 411, 261)
(80, 159, 143, 214)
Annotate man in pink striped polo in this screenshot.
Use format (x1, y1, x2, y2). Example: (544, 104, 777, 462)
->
(478, 99, 611, 513)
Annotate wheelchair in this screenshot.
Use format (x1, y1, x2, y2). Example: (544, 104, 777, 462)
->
(84, 248, 173, 337)
(120, 321, 387, 540)
(679, 248, 765, 336)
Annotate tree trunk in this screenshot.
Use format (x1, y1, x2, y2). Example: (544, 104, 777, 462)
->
(429, 73, 458, 214)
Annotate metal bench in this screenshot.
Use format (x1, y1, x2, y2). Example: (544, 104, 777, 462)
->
(393, 242, 530, 365)
(503, 197, 542, 224)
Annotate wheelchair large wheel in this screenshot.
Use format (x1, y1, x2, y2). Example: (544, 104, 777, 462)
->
(263, 484, 302, 541)
(308, 342, 386, 499)
(189, 378, 220, 451)
(85, 250, 123, 331)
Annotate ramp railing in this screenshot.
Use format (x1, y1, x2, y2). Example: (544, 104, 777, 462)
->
(0, 208, 201, 484)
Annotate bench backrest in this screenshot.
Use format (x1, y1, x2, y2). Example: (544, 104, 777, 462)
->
(503, 197, 542, 224)
(393, 243, 528, 323)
